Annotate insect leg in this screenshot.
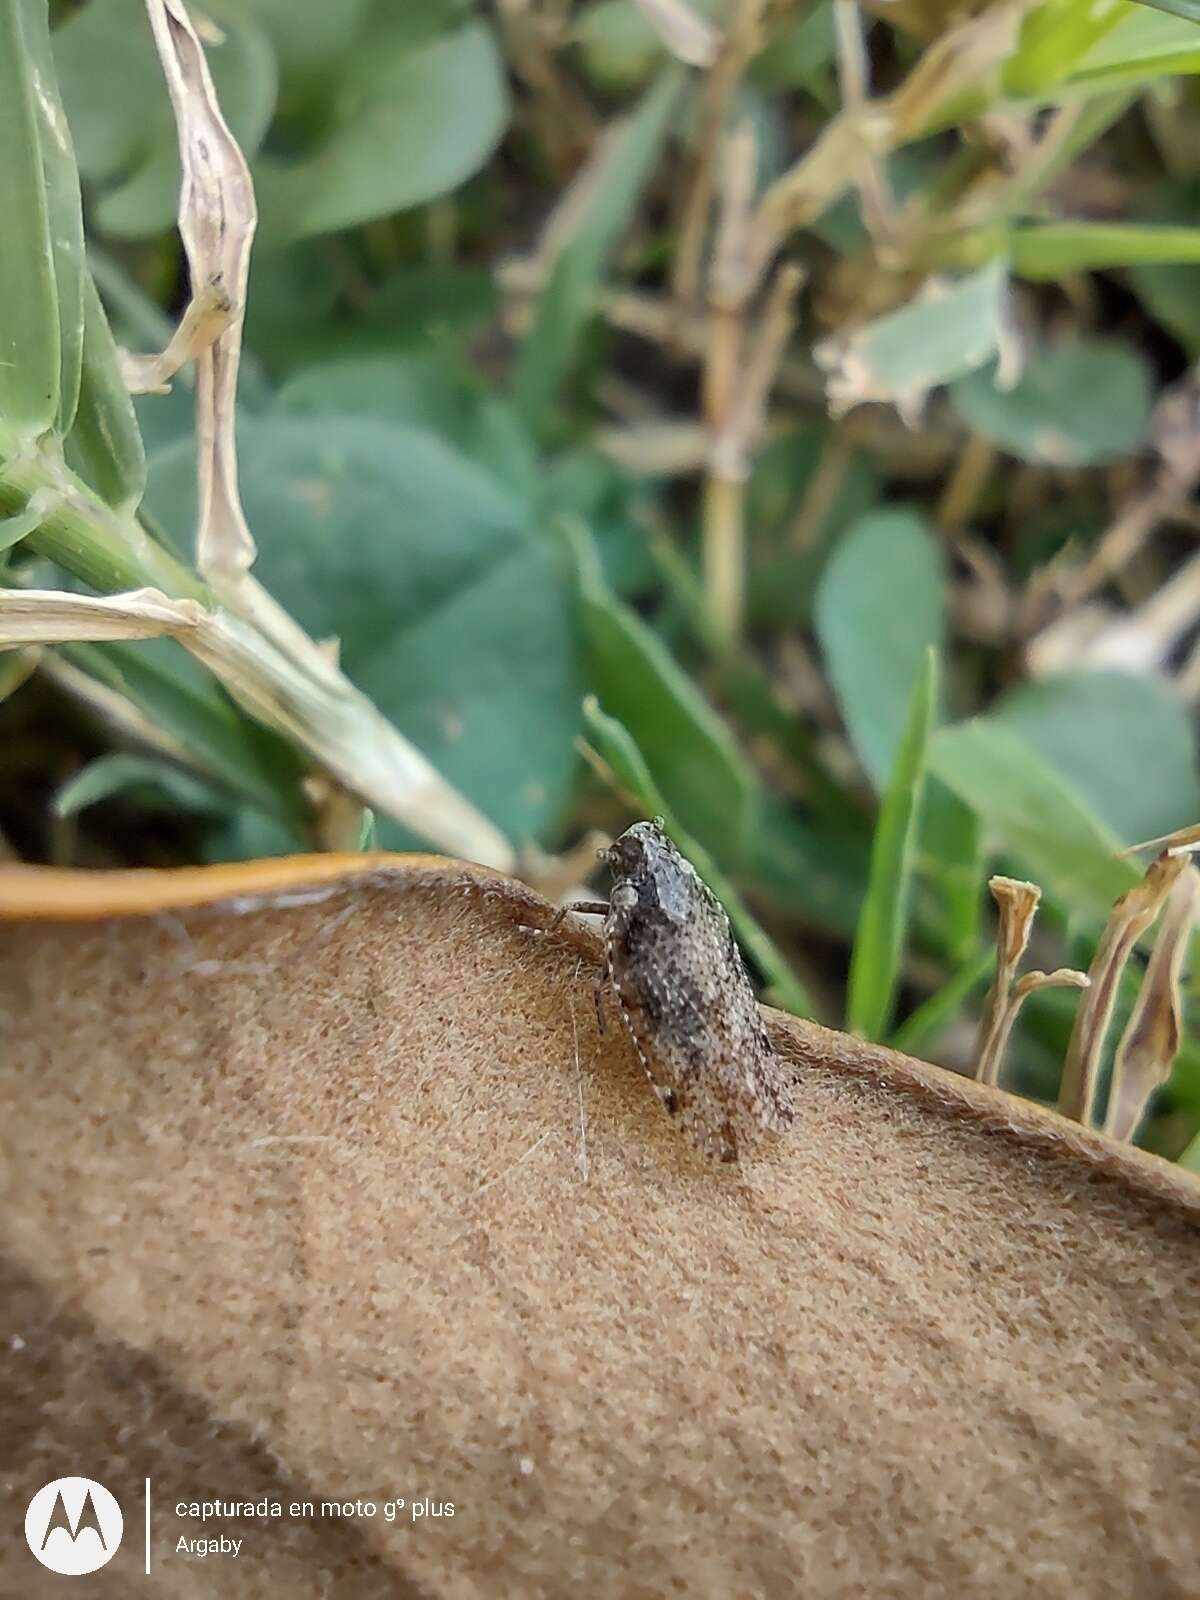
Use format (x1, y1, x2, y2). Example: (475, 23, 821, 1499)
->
(548, 899, 610, 932)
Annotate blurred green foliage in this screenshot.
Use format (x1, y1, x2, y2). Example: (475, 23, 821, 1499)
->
(3, 0, 1200, 1158)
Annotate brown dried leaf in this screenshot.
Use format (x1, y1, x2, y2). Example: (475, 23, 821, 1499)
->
(1, 858, 1198, 1594)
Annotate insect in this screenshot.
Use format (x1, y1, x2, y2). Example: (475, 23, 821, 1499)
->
(563, 818, 794, 1163)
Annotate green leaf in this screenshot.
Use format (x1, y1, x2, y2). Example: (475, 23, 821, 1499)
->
(0, 499, 51, 556)
(21, 0, 85, 435)
(0, 0, 61, 442)
(54, 0, 278, 239)
(1180, 1127, 1200, 1173)
(62, 636, 308, 829)
(259, 21, 508, 241)
(1128, 179, 1200, 358)
(235, 0, 374, 79)
(202, 807, 304, 864)
(1003, 0, 1131, 96)
(1064, 3, 1200, 85)
(889, 944, 996, 1057)
(951, 340, 1150, 466)
(752, 0, 836, 92)
(516, 67, 683, 434)
(272, 354, 539, 501)
(54, 752, 227, 818)
(574, 0, 665, 92)
(1129, 0, 1200, 22)
(989, 671, 1200, 846)
(745, 424, 882, 631)
(145, 416, 583, 844)
(928, 720, 1139, 922)
(917, 779, 984, 963)
(741, 801, 870, 941)
(815, 509, 943, 789)
(817, 260, 1012, 419)
(0, 645, 39, 704)
(582, 695, 815, 1017)
(64, 275, 147, 515)
(243, 258, 498, 370)
(847, 648, 937, 1040)
(566, 520, 757, 856)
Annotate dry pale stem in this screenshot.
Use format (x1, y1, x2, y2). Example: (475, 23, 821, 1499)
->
(1057, 853, 1190, 1127)
(702, 474, 747, 644)
(672, 0, 766, 309)
(701, 123, 758, 643)
(0, 584, 514, 867)
(833, 0, 895, 249)
(698, 109, 804, 644)
(144, 0, 257, 591)
(499, 0, 595, 170)
(937, 435, 997, 534)
(117, 1, 512, 867)
(979, 969, 1090, 1091)
(1028, 372, 1200, 676)
(974, 875, 1040, 1087)
(632, 0, 719, 66)
(748, 0, 1034, 286)
(703, 265, 803, 639)
(1105, 866, 1199, 1142)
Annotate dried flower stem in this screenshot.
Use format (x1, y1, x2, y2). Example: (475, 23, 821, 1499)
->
(832, 0, 894, 248)
(1057, 853, 1189, 1126)
(671, 0, 766, 309)
(1105, 866, 1199, 1142)
(702, 128, 802, 642)
(975, 876, 1040, 1086)
(974, 878, 1087, 1090)
(981, 970, 1091, 1089)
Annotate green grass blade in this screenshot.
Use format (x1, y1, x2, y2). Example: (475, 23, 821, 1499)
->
(65, 275, 147, 515)
(20, 0, 85, 435)
(1130, 0, 1200, 23)
(847, 648, 937, 1040)
(890, 945, 996, 1057)
(0, 0, 62, 443)
(1012, 222, 1200, 277)
(515, 66, 683, 436)
(582, 695, 816, 1018)
(565, 519, 756, 854)
(815, 508, 943, 790)
(54, 752, 228, 819)
(928, 720, 1137, 921)
(61, 637, 309, 829)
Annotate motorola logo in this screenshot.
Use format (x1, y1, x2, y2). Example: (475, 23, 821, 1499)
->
(24, 1477, 123, 1575)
